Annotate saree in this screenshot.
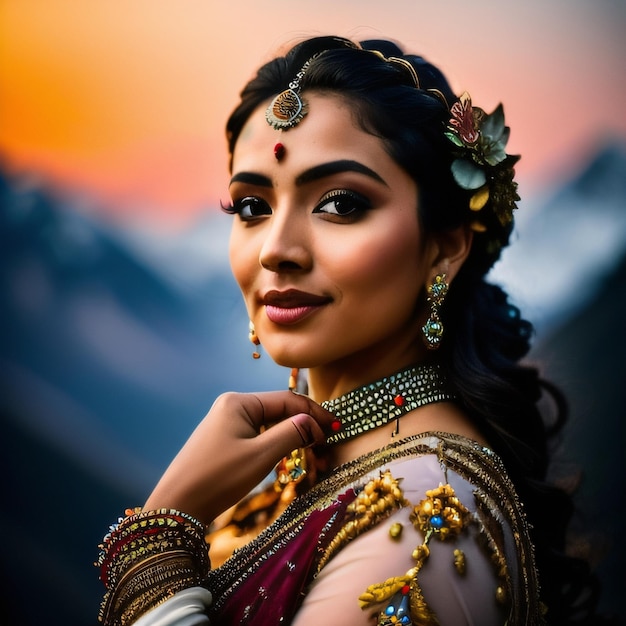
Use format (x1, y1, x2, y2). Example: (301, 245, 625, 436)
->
(205, 432, 544, 625)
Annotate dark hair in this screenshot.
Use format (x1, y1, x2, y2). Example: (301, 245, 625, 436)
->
(226, 35, 601, 623)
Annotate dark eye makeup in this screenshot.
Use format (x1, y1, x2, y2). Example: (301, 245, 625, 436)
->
(222, 189, 372, 223)
(313, 189, 372, 220)
(221, 196, 272, 220)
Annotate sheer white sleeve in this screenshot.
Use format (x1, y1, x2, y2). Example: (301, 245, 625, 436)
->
(132, 587, 212, 626)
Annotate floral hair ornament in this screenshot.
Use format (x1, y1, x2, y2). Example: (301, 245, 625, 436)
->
(445, 92, 520, 233)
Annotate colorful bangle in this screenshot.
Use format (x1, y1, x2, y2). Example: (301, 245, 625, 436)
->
(96, 508, 211, 626)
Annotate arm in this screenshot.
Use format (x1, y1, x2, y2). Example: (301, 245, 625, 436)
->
(97, 390, 336, 626)
(144, 391, 336, 523)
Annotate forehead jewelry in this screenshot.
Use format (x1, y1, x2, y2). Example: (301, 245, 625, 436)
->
(265, 54, 319, 131)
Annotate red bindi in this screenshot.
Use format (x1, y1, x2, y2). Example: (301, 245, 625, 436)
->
(274, 142, 286, 161)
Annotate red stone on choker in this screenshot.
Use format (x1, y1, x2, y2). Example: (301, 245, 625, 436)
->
(322, 364, 454, 445)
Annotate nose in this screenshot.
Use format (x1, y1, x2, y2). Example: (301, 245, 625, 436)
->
(259, 210, 312, 273)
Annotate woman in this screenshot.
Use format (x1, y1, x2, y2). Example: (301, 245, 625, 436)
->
(96, 36, 598, 625)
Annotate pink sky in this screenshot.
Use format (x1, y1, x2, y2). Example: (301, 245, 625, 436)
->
(1, 0, 625, 228)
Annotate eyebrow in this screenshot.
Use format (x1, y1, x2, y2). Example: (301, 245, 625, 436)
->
(229, 172, 272, 188)
(229, 159, 388, 188)
(295, 160, 388, 187)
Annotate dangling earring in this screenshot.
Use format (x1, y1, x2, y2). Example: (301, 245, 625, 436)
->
(249, 320, 261, 359)
(421, 273, 448, 350)
(288, 368, 299, 392)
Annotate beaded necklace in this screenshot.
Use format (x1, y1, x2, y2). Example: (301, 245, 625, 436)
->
(322, 364, 454, 445)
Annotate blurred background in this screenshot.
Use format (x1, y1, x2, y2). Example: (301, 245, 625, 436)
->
(1, 1, 624, 623)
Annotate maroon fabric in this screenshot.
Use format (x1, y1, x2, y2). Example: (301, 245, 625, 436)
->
(208, 489, 356, 625)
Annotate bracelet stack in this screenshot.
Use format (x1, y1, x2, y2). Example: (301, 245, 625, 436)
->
(96, 508, 210, 626)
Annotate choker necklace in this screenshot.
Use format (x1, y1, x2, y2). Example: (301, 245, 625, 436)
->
(322, 364, 454, 445)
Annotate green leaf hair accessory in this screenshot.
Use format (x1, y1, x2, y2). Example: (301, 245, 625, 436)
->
(445, 92, 520, 233)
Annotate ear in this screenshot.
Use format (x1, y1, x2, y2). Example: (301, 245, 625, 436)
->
(425, 223, 473, 284)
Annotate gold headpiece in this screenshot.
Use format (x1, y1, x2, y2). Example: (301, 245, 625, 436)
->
(369, 50, 420, 88)
(265, 54, 320, 131)
(264, 45, 519, 247)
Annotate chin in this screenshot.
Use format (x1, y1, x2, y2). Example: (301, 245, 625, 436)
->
(258, 335, 311, 367)
(263, 344, 317, 370)
(268, 353, 310, 370)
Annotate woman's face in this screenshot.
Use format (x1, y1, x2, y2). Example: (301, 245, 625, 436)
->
(228, 93, 439, 376)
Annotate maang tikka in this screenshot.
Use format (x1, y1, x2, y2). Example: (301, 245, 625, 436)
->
(265, 54, 319, 131)
(421, 274, 448, 350)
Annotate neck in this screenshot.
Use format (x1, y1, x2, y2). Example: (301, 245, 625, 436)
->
(320, 362, 454, 446)
(306, 335, 428, 403)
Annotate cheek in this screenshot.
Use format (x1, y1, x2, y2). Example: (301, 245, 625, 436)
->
(229, 229, 257, 296)
(326, 219, 425, 299)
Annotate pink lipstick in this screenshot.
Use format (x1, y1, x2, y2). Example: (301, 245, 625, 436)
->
(262, 290, 331, 325)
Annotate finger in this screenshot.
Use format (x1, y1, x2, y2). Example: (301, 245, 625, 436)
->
(234, 390, 338, 434)
(251, 412, 327, 468)
(291, 412, 326, 447)
(291, 416, 310, 447)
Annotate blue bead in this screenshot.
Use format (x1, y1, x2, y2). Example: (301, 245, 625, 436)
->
(385, 605, 395, 616)
(430, 514, 444, 528)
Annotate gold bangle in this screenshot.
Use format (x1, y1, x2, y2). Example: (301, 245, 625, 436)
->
(97, 509, 210, 625)
(106, 552, 203, 626)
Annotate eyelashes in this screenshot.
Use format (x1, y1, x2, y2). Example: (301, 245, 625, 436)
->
(220, 197, 271, 219)
(219, 199, 236, 214)
(223, 189, 372, 222)
(313, 189, 371, 218)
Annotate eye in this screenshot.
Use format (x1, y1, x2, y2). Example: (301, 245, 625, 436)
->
(223, 196, 272, 221)
(313, 190, 371, 220)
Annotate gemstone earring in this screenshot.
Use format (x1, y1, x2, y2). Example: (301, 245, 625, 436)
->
(421, 274, 448, 350)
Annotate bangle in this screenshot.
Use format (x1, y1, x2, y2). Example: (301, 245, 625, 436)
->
(96, 508, 211, 625)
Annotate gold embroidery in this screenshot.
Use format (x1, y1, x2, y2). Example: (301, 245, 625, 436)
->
(206, 433, 544, 623)
(389, 522, 404, 540)
(362, 483, 470, 625)
(410, 483, 470, 540)
(316, 470, 408, 572)
(359, 572, 440, 625)
(453, 549, 466, 575)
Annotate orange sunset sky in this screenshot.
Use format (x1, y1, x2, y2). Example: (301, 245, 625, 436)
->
(1, 0, 625, 228)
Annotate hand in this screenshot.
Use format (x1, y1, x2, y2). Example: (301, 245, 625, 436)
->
(142, 391, 337, 524)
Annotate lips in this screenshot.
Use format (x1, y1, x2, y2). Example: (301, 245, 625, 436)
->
(261, 289, 331, 325)
(262, 289, 331, 307)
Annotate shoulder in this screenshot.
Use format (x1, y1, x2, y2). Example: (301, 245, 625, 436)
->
(299, 437, 544, 625)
